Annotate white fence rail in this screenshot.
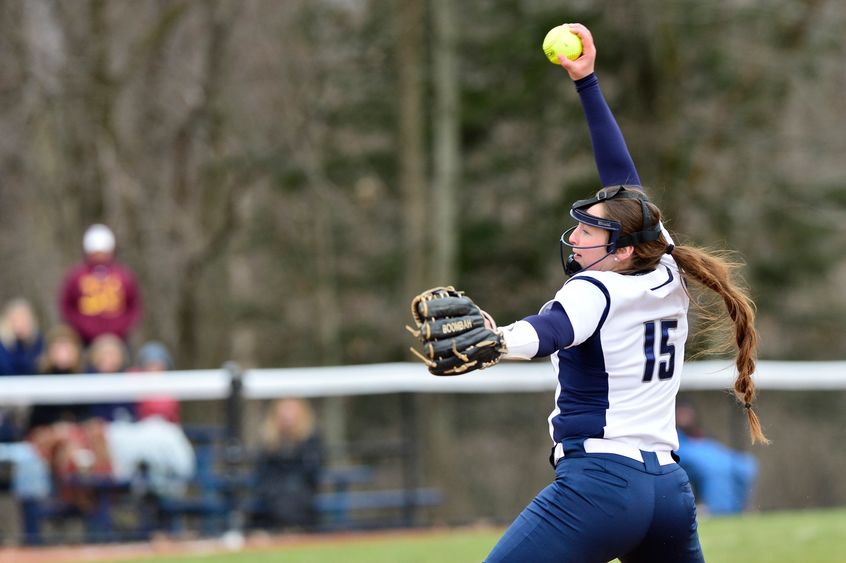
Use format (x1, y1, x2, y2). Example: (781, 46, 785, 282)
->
(0, 360, 843, 405)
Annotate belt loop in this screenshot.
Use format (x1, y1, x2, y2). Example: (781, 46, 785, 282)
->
(641, 451, 660, 472)
(562, 437, 587, 457)
(551, 438, 587, 467)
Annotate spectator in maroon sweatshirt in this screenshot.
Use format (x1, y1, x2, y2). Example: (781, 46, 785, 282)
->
(59, 224, 142, 346)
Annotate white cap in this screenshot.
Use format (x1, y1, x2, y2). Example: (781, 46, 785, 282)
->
(83, 224, 116, 254)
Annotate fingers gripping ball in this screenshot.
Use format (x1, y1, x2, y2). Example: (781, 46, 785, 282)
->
(542, 25, 582, 64)
(406, 286, 507, 376)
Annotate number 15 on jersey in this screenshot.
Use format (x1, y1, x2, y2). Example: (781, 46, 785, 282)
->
(642, 319, 678, 382)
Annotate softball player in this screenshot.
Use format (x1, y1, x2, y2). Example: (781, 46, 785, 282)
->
(484, 24, 766, 563)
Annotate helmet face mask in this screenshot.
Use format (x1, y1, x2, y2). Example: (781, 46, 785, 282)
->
(568, 208, 623, 254)
(559, 223, 616, 276)
(559, 185, 662, 275)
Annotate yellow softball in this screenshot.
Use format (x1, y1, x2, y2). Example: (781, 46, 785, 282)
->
(542, 25, 583, 64)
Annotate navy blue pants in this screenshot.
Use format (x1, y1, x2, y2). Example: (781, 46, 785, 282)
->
(485, 450, 704, 563)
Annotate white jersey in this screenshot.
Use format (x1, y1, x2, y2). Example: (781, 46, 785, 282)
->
(544, 250, 688, 453)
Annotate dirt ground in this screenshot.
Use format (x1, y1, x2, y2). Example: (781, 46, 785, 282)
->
(0, 527, 456, 563)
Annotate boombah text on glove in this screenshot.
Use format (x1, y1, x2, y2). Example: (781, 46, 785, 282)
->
(442, 319, 474, 334)
(406, 286, 507, 376)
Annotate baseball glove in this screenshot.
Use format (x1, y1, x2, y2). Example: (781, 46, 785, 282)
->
(406, 286, 506, 376)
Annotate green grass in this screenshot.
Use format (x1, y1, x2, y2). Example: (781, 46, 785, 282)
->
(114, 508, 846, 563)
(696, 508, 846, 563)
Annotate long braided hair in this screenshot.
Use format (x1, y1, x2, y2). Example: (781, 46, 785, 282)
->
(604, 197, 769, 444)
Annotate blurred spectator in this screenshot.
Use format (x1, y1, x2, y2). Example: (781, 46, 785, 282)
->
(28, 420, 113, 514)
(0, 438, 52, 544)
(105, 415, 195, 499)
(18, 417, 195, 543)
(676, 401, 759, 515)
(0, 298, 45, 376)
(26, 325, 89, 433)
(250, 398, 323, 532)
(59, 224, 142, 346)
(86, 334, 136, 423)
(37, 325, 84, 375)
(132, 341, 180, 424)
(0, 409, 20, 443)
(0, 298, 44, 442)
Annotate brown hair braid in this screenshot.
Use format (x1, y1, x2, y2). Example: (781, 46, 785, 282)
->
(669, 245, 768, 444)
(603, 197, 769, 445)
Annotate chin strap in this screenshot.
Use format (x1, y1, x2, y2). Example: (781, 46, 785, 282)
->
(564, 254, 581, 276)
(561, 246, 615, 276)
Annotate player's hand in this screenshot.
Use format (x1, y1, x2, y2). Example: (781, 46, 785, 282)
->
(480, 309, 497, 332)
(558, 23, 596, 81)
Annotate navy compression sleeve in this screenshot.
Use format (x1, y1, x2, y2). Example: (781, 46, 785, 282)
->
(523, 302, 575, 357)
(575, 73, 641, 187)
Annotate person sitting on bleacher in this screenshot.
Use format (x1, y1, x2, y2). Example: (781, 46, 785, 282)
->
(28, 420, 113, 514)
(26, 325, 90, 433)
(0, 298, 45, 377)
(0, 298, 45, 443)
(130, 340, 181, 424)
(251, 398, 323, 532)
(105, 413, 196, 500)
(19, 413, 195, 543)
(85, 333, 136, 423)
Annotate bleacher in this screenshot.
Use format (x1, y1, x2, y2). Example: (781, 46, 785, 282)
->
(12, 424, 443, 544)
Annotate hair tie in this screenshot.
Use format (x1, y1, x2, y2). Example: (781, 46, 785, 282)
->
(744, 402, 752, 410)
(665, 244, 675, 255)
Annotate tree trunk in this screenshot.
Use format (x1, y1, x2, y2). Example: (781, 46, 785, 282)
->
(397, 0, 427, 298)
(431, 0, 459, 285)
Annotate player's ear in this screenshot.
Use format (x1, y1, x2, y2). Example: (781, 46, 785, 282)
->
(615, 246, 635, 261)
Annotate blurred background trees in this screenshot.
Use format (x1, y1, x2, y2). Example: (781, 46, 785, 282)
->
(0, 0, 845, 518)
(1, 0, 843, 369)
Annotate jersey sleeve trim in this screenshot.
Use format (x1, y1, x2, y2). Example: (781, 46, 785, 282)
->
(649, 266, 675, 291)
(565, 276, 612, 340)
(523, 302, 575, 357)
